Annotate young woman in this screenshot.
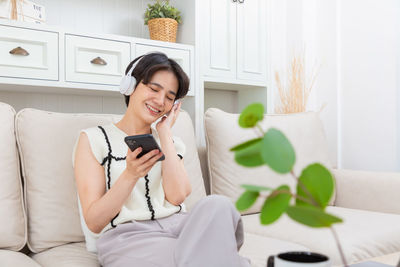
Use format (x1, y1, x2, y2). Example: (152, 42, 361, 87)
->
(73, 52, 250, 267)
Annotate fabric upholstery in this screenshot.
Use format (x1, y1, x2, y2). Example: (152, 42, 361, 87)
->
(197, 145, 211, 194)
(16, 108, 121, 253)
(170, 111, 207, 209)
(30, 242, 99, 267)
(241, 206, 400, 265)
(0, 102, 26, 251)
(0, 250, 41, 267)
(15, 108, 205, 253)
(333, 168, 400, 214)
(204, 108, 334, 214)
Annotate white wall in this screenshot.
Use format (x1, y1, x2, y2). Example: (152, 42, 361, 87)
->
(270, 0, 400, 171)
(339, 0, 399, 171)
(34, 0, 146, 37)
(315, 0, 339, 168)
(0, 91, 126, 114)
(268, 0, 339, 167)
(33, 0, 194, 45)
(204, 88, 238, 113)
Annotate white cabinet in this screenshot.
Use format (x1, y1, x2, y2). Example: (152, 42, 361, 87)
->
(65, 34, 131, 86)
(203, 0, 236, 79)
(202, 0, 267, 84)
(236, 0, 267, 81)
(0, 25, 58, 81)
(0, 20, 194, 95)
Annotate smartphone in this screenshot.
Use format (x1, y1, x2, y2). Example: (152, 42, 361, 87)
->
(124, 134, 165, 161)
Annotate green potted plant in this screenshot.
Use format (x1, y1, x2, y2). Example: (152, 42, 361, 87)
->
(144, 0, 182, 43)
(231, 103, 348, 266)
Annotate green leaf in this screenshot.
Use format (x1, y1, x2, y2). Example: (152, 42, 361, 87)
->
(261, 128, 296, 174)
(241, 184, 273, 192)
(234, 138, 264, 167)
(260, 185, 291, 225)
(144, 0, 181, 24)
(296, 163, 335, 209)
(236, 191, 259, 211)
(238, 103, 264, 128)
(286, 205, 343, 228)
(230, 138, 263, 152)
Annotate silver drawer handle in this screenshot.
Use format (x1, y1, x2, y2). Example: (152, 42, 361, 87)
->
(9, 46, 29, 56)
(90, 57, 107, 65)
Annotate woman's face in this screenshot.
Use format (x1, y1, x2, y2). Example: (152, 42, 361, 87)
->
(129, 70, 179, 124)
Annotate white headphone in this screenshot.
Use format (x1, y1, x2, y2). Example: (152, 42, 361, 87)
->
(119, 56, 144, 96)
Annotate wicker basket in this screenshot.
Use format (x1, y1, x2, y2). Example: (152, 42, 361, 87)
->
(148, 18, 178, 43)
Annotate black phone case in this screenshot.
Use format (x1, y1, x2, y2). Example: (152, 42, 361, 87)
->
(124, 134, 165, 161)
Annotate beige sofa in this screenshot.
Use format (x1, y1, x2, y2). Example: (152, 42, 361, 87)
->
(1, 101, 400, 267)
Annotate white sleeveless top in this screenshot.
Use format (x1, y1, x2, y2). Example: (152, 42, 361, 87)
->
(72, 123, 186, 253)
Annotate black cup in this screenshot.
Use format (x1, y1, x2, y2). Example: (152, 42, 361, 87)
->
(267, 251, 329, 267)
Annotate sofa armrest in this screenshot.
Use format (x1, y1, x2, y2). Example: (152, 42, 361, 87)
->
(332, 168, 400, 214)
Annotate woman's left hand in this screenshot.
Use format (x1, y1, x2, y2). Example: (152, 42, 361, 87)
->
(156, 101, 181, 133)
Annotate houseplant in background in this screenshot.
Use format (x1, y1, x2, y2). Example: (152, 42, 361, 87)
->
(230, 103, 348, 266)
(144, 0, 182, 43)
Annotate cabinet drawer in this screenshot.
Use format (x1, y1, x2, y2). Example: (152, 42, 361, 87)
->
(0, 25, 58, 80)
(135, 44, 193, 95)
(65, 35, 130, 86)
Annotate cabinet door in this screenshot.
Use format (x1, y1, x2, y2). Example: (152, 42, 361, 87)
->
(203, 0, 236, 79)
(0, 25, 58, 81)
(236, 0, 267, 82)
(65, 34, 130, 86)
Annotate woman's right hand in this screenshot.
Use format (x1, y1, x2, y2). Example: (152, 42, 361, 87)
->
(125, 147, 164, 179)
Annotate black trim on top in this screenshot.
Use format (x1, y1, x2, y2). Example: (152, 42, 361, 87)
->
(144, 174, 155, 220)
(98, 126, 126, 227)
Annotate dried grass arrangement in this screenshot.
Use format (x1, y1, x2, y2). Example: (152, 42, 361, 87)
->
(274, 52, 319, 114)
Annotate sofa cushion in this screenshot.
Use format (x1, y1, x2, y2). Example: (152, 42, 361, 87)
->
(204, 109, 334, 214)
(241, 206, 400, 265)
(15, 108, 205, 253)
(16, 109, 120, 253)
(170, 111, 207, 209)
(31, 242, 99, 267)
(240, 232, 310, 267)
(0, 102, 26, 251)
(0, 250, 41, 267)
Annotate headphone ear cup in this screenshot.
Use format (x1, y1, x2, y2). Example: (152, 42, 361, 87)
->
(119, 76, 137, 95)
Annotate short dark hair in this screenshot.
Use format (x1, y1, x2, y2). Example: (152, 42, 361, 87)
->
(123, 52, 190, 107)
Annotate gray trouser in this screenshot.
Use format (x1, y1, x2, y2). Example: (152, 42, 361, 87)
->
(96, 195, 251, 267)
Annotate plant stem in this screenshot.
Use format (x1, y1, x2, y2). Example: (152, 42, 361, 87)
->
(290, 170, 321, 208)
(289, 169, 347, 267)
(262, 183, 348, 267)
(256, 123, 265, 136)
(292, 193, 314, 205)
(253, 128, 263, 138)
(330, 226, 348, 267)
(268, 189, 314, 206)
